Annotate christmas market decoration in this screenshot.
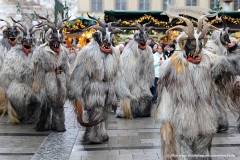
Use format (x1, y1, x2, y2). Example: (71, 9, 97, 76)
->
(62, 16, 97, 47)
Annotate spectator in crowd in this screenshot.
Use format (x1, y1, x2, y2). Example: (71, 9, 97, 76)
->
(152, 44, 166, 103)
(228, 37, 240, 54)
(164, 42, 175, 58)
(119, 44, 124, 54)
(75, 44, 82, 53)
(152, 43, 158, 54)
(69, 47, 77, 74)
(147, 37, 156, 49)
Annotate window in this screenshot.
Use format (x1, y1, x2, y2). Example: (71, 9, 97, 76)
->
(234, 0, 240, 10)
(163, 0, 174, 10)
(187, 0, 197, 6)
(92, 0, 102, 12)
(210, 0, 218, 10)
(116, 0, 126, 10)
(139, 0, 150, 10)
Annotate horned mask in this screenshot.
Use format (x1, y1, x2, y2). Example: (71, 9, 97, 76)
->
(166, 13, 218, 64)
(86, 13, 122, 54)
(11, 17, 43, 55)
(134, 22, 153, 50)
(0, 19, 20, 46)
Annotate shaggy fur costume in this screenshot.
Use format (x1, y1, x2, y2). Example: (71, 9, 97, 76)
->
(155, 48, 238, 159)
(0, 45, 40, 123)
(205, 29, 230, 132)
(117, 33, 154, 118)
(155, 13, 240, 160)
(0, 41, 10, 71)
(68, 38, 131, 143)
(32, 43, 69, 131)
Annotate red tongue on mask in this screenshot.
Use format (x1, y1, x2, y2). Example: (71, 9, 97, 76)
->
(187, 57, 201, 63)
(55, 48, 60, 55)
(8, 39, 16, 46)
(138, 43, 146, 50)
(22, 46, 31, 56)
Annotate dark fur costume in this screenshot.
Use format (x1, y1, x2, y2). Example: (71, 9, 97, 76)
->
(32, 43, 69, 131)
(68, 31, 131, 143)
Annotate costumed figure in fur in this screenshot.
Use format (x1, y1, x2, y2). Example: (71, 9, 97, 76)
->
(117, 22, 155, 118)
(0, 18, 20, 70)
(32, 15, 70, 132)
(154, 13, 240, 160)
(0, 19, 20, 115)
(0, 17, 42, 123)
(205, 17, 231, 132)
(67, 14, 132, 143)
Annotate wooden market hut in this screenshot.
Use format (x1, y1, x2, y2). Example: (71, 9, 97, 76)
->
(104, 10, 240, 43)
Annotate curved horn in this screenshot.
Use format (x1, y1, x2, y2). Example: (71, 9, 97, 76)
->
(165, 12, 194, 39)
(221, 15, 227, 30)
(0, 19, 10, 28)
(86, 25, 106, 34)
(197, 12, 219, 34)
(225, 27, 230, 34)
(11, 17, 27, 31)
(87, 12, 106, 29)
(13, 25, 27, 35)
(143, 21, 151, 31)
(111, 28, 122, 34)
(166, 25, 194, 38)
(146, 26, 154, 32)
(29, 22, 43, 33)
(199, 23, 219, 39)
(135, 23, 143, 32)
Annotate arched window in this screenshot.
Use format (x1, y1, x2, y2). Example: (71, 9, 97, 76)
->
(92, 0, 102, 12)
(139, 0, 150, 10)
(116, 0, 126, 10)
(187, 0, 197, 6)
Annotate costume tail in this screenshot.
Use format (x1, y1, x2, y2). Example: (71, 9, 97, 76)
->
(160, 122, 177, 160)
(120, 98, 132, 119)
(0, 88, 8, 117)
(0, 88, 20, 123)
(74, 97, 105, 127)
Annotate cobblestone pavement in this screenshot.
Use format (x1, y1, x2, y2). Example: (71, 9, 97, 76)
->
(0, 101, 240, 160)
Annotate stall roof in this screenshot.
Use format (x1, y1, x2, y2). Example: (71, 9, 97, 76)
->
(104, 10, 240, 31)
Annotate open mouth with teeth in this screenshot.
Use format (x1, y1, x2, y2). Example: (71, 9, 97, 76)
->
(8, 37, 17, 46)
(138, 42, 146, 50)
(100, 43, 112, 54)
(50, 42, 60, 54)
(187, 55, 201, 64)
(22, 43, 32, 56)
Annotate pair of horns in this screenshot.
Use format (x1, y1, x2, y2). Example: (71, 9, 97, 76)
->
(166, 12, 219, 39)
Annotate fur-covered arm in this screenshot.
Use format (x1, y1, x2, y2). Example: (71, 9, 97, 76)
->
(61, 46, 70, 81)
(32, 62, 46, 93)
(0, 55, 16, 89)
(114, 57, 134, 99)
(154, 62, 174, 123)
(212, 55, 240, 81)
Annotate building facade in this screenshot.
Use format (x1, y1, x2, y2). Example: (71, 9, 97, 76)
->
(77, 0, 239, 19)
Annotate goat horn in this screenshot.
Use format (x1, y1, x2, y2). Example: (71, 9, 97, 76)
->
(86, 25, 106, 34)
(165, 12, 194, 39)
(199, 23, 219, 39)
(135, 23, 143, 32)
(0, 19, 10, 28)
(87, 12, 106, 30)
(166, 25, 194, 39)
(197, 13, 219, 34)
(143, 21, 151, 31)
